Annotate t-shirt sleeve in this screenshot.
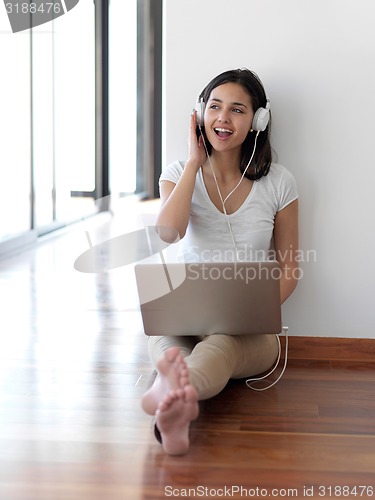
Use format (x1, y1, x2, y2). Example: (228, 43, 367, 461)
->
(277, 167, 299, 211)
(159, 161, 184, 186)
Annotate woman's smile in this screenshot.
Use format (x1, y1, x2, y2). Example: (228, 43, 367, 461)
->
(214, 127, 234, 139)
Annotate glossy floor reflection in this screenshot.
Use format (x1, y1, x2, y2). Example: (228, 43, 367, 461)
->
(0, 198, 374, 500)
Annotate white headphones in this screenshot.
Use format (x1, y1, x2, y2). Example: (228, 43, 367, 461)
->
(195, 98, 270, 132)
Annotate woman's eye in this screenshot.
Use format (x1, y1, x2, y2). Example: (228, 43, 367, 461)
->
(209, 105, 243, 113)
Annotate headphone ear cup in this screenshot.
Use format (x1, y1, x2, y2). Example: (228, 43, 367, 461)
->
(251, 107, 270, 132)
(195, 99, 205, 127)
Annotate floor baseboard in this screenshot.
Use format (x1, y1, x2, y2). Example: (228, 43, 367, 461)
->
(283, 336, 375, 361)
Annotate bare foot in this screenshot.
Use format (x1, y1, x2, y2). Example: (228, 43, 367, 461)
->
(142, 347, 189, 415)
(156, 385, 199, 455)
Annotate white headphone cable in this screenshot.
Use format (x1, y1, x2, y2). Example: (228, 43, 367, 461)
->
(245, 326, 289, 391)
(221, 130, 260, 206)
(198, 126, 236, 250)
(198, 126, 260, 256)
(197, 121, 287, 391)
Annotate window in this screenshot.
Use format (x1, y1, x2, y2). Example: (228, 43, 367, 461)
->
(0, 0, 162, 255)
(0, 22, 31, 242)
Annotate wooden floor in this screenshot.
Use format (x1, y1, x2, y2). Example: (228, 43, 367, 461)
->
(0, 198, 374, 500)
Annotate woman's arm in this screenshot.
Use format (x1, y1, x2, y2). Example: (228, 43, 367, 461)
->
(273, 199, 299, 304)
(156, 164, 199, 242)
(155, 112, 207, 242)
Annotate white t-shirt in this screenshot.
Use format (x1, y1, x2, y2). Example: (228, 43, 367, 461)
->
(159, 161, 298, 262)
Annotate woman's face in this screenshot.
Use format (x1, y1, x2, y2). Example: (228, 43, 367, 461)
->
(204, 82, 254, 154)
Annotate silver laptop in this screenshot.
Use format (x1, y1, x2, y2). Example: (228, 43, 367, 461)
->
(134, 261, 282, 336)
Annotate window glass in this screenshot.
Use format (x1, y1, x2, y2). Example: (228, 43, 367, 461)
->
(53, 2, 96, 222)
(0, 22, 31, 240)
(109, 0, 137, 195)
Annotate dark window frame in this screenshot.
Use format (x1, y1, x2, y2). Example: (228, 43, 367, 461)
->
(136, 0, 163, 199)
(76, 0, 162, 204)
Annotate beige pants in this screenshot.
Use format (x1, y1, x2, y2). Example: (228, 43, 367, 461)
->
(148, 333, 279, 400)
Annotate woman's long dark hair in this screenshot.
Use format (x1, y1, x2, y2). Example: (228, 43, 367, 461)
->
(199, 68, 272, 180)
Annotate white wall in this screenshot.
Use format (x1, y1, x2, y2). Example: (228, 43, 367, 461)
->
(163, 0, 375, 338)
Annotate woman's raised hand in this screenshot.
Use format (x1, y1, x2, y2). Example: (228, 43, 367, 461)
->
(187, 110, 207, 172)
